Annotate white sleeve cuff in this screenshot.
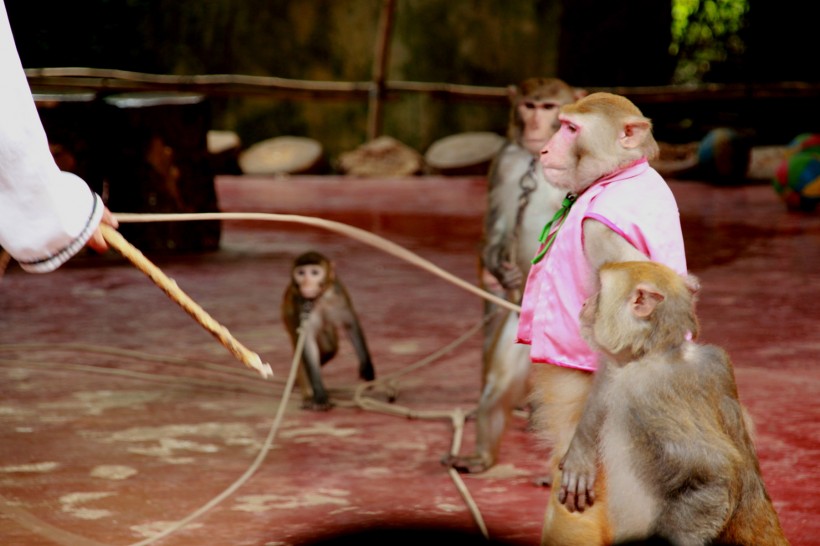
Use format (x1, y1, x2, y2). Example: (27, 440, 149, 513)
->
(16, 181, 105, 273)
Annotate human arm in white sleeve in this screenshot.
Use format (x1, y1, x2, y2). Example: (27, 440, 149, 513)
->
(0, 1, 114, 273)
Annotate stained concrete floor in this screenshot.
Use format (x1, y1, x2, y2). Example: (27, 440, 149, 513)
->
(0, 174, 818, 546)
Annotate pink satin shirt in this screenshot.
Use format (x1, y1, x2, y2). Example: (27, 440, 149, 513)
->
(516, 159, 687, 371)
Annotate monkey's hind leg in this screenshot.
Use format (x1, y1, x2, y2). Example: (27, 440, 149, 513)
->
(717, 483, 792, 546)
(442, 312, 529, 474)
(440, 379, 506, 473)
(531, 365, 610, 545)
(296, 362, 313, 403)
(529, 365, 594, 474)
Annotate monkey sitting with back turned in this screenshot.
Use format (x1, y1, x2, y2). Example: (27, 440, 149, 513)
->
(560, 260, 790, 546)
(281, 251, 375, 411)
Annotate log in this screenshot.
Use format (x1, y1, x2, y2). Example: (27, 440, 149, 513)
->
(336, 135, 423, 177)
(424, 131, 505, 175)
(102, 92, 221, 252)
(238, 136, 323, 175)
(207, 130, 242, 175)
(34, 90, 105, 196)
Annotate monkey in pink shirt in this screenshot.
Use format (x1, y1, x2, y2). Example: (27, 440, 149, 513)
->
(515, 93, 688, 545)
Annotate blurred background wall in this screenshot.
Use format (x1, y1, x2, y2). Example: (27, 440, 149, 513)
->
(7, 0, 817, 165)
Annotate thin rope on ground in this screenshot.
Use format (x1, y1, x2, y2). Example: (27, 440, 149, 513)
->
(0, 313, 495, 541)
(2, 212, 517, 543)
(126, 319, 306, 546)
(0, 343, 280, 385)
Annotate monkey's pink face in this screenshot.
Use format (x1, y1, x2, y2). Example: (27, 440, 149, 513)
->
(517, 100, 562, 155)
(539, 116, 581, 191)
(294, 264, 327, 299)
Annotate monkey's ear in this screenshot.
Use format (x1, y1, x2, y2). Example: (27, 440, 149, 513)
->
(631, 284, 664, 318)
(619, 119, 652, 150)
(573, 87, 588, 100)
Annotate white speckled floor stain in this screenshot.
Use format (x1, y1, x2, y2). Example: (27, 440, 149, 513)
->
(1, 175, 817, 546)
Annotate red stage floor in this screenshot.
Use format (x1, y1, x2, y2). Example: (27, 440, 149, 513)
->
(1, 174, 818, 546)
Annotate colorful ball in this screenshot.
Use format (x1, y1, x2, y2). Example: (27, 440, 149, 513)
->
(787, 133, 820, 155)
(696, 128, 751, 183)
(772, 147, 820, 212)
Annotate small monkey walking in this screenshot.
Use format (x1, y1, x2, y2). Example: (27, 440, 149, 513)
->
(281, 251, 375, 410)
(560, 261, 790, 545)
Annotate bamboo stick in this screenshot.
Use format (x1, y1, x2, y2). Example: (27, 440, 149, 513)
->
(366, 0, 397, 140)
(100, 225, 273, 379)
(26, 67, 820, 104)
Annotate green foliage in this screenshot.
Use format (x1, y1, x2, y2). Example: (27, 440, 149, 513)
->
(670, 0, 749, 83)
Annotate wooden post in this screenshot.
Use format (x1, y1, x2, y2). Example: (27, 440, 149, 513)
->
(366, 0, 396, 141)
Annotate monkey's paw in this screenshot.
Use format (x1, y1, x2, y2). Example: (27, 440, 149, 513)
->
(558, 452, 597, 513)
(302, 398, 334, 412)
(440, 453, 493, 474)
(359, 363, 375, 382)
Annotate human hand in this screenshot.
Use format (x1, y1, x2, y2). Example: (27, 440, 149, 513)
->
(86, 208, 119, 254)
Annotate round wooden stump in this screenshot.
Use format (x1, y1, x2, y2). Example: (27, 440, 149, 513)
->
(336, 135, 424, 177)
(425, 131, 506, 175)
(239, 136, 323, 175)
